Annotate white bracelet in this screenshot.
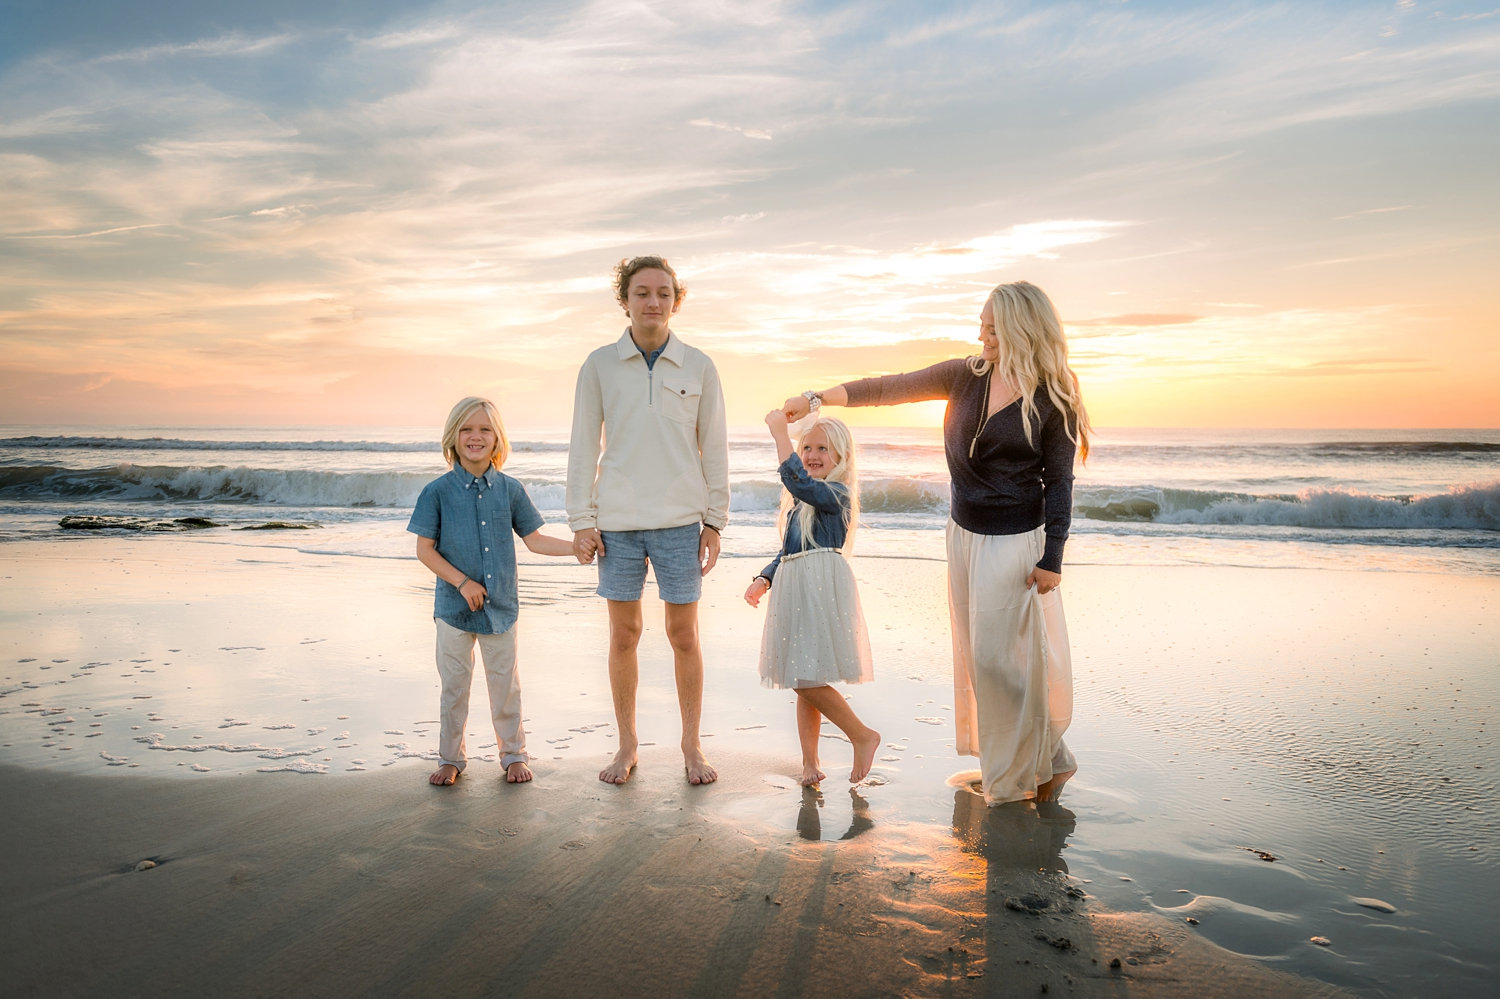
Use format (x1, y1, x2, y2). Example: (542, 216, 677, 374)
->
(801, 390, 822, 411)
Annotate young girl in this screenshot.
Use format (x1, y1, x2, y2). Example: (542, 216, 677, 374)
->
(745, 411, 880, 785)
(407, 396, 575, 787)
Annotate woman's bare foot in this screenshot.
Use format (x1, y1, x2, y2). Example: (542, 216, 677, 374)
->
(599, 747, 637, 785)
(1036, 768, 1075, 802)
(799, 762, 826, 786)
(684, 746, 718, 785)
(506, 761, 533, 783)
(850, 729, 881, 783)
(429, 763, 460, 786)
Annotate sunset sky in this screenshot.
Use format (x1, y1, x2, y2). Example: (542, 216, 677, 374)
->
(3, 0, 1497, 430)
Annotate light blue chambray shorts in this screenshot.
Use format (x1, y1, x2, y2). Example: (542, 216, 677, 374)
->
(596, 523, 703, 604)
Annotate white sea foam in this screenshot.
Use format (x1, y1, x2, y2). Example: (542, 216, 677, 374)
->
(4, 427, 1497, 571)
(1077, 481, 1500, 531)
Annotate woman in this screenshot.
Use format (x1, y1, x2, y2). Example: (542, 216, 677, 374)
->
(780, 280, 1089, 806)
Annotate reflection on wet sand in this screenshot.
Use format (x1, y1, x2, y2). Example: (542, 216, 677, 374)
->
(796, 785, 874, 841)
(951, 786, 1076, 873)
(950, 786, 1103, 975)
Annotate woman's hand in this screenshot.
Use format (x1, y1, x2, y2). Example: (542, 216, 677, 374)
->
(1026, 566, 1061, 595)
(744, 576, 770, 607)
(781, 395, 810, 421)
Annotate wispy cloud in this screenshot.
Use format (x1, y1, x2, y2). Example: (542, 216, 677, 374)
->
(1333, 205, 1415, 220)
(1071, 314, 1203, 328)
(8, 223, 171, 240)
(96, 32, 300, 64)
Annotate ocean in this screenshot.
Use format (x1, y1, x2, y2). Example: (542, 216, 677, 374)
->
(1, 425, 1496, 575)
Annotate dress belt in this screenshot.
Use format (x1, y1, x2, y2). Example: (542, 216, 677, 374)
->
(780, 546, 844, 562)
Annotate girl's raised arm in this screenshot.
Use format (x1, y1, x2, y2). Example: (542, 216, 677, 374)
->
(765, 409, 794, 462)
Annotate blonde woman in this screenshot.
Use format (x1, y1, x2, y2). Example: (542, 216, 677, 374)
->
(781, 281, 1088, 806)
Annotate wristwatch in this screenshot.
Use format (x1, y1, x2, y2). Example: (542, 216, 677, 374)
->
(801, 390, 822, 411)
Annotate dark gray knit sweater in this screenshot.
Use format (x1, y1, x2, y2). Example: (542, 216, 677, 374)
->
(843, 358, 1078, 573)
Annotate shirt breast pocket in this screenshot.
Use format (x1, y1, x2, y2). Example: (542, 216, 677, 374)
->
(660, 376, 702, 424)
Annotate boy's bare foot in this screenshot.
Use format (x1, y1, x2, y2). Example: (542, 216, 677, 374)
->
(429, 764, 460, 786)
(850, 729, 881, 783)
(1036, 768, 1075, 802)
(799, 763, 826, 786)
(599, 748, 637, 785)
(684, 747, 717, 785)
(506, 761, 533, 783)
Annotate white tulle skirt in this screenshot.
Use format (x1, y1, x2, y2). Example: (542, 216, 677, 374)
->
(759, 548, 874, 690)
(946, 522, 1076, 806)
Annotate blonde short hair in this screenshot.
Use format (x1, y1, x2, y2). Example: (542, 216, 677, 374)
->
(441, 396, 510, 470)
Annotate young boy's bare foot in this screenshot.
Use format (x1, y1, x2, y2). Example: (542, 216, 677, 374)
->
(599, 747, 637, 785)
(850, 729, 881, 783)
(1036, 768, 1075, 802)
(506, 760, 533, 783)
(684, 747, 717, 785)
(429, 763, 460, 786)
(799, 763, 826, 786)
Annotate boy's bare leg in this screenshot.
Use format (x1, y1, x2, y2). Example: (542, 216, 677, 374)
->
(794, 685, 880, 783)
(506, 760, 533, 783)
(600, 599, 643, 784)
(429, 764, 459, 786)
(665, 601, 716, 784)
(795, 694, 826, 786)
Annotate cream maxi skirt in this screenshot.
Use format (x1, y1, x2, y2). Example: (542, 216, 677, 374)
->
(759, 547, 874, 690)
(946, 522, 1076, 806)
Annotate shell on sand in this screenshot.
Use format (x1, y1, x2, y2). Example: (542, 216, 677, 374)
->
(1352, 897, 1397, 913)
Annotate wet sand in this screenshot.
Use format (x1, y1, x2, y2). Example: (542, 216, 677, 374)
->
(2, 759, 1350, 998)
(2, 536, 1496, 996)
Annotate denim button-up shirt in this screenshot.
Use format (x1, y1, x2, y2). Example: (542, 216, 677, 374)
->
(407, 466, 544, 634)
(759, 455, 852, 583)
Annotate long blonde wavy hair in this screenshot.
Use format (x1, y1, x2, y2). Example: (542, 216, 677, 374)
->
(966, 281, 1091, 463)
(777, 417, 860, 553)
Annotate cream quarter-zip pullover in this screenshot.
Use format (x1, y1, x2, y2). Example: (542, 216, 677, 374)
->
(566, 328, 730, 534)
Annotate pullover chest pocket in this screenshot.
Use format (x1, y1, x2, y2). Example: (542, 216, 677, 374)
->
(659, 375, 702, 424)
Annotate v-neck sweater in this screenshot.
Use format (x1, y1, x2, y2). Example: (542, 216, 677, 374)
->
(842, 358, 1077, 573)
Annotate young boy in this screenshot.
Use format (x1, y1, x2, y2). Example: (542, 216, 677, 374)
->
(408, 396, 574, 786)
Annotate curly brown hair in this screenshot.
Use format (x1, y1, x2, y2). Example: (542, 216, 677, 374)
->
(613, 255, 686, 311)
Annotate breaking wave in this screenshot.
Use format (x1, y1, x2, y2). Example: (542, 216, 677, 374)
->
(1075, 481, 1500, 531)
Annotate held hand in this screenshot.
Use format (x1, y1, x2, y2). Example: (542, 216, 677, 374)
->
(744, 576, 769, 607)
(700, 526, 721, 576)
(1026, 566, 1062, 596)
(764, 408, 789, 430)
(573, 528, 603, 565)
(458, 578, 487, 611)
(781, 395, 810, 421)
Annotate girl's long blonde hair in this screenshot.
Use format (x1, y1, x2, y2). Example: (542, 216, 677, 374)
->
(777, 417, 860, 553)
(967, 281, 1091, 463)
(441, 396, 511, 470)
